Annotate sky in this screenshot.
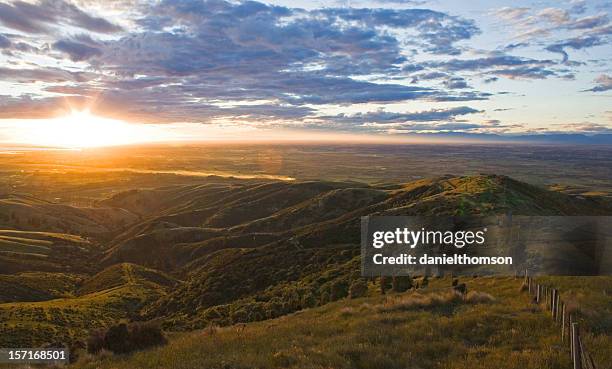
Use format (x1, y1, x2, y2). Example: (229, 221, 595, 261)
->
(0, 0, 611, 145)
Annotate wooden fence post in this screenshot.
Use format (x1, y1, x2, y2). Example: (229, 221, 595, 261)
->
(536, 284, 540, 303)
(549, 288, 553, 312)
(572, 322, 581, 369)
(561, 303, 566, 342)
(570, 315, 575, 359)
(555, 292, 561, 322)
(528, 277, 532, 294)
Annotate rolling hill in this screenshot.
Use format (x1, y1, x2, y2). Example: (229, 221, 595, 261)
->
(69, 276, 612, 369)
(0, 173, 610, 364)
(0, 263, 179, 348)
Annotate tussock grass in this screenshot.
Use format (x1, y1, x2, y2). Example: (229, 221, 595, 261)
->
(376, 289, 463, 312)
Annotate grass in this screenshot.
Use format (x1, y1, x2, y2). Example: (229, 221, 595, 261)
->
(0, 264, 175, 348)
(532, 276, 612, 366)
(0, 272, 83, 303)
(68, 276, 592, 369)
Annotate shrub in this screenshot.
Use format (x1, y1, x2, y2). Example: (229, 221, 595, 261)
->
(391, 276, 412, 292)
(376, 290, 464, 312)
(104, 323, 130, 354)
(380, 276, 392, 294)
(348, 279, 368, 299)
(86, 329, 106, 355)
(465, 291, 495, 304)
(128, 322, 167, 351)
(330, 280, 349, 301)
(301, 292, 317, 308)
(87, 322, 166, 355)
(319, 291, 330, 304)
(230, 308, 249, 323)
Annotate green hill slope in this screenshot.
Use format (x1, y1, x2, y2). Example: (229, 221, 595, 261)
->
(0, 194, 137, 239)
(70, 276, 611, 369)
(1, 174, 610, 359)
(0, 272, 83, 303)
(139, 175, 611, 328)
(0, 263, 178, 348)
(78, 263, 179, 295)
(0, 230, 100, 274)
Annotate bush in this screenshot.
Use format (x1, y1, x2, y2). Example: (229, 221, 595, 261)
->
(330, 280, 349, 301)
(104, 323, 130, 354)
(87, 322, 166, 355)
(348, 279, 368, 299)
(86, 329, 106, 355)
(301, 292, 317, 308)
(319, 291, 330, 304)
(391, 276, 412, 292)
(380, 276, 392, 294)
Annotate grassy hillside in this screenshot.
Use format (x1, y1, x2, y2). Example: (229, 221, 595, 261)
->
(0, 263, 178, 348)
(0, 174, 610, 366)
(78, 263, 179, 295)
(0, 230, 101, 274)
(0, 272, 83, 303)
(135, 175, 611, 328)
(101, 175, 611, 270)
(71, 276, 598, 369)
(0, 194, 137, 239)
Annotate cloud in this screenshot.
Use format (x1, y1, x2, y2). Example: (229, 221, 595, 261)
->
(558, 122, 612, 133)
(0, 33, 10, 48)
(428, 54, 558, 80)
(53, 36, 102, 61)
(494, 7, 531, 22)
(443, 77, 469, 89)
(569, 0, 587, 14)
(389, 122, 492, 132)
(584, 74, 612, 92)
(35, 0, 483, 121)
(0, 94, 86, 119)
(429, 55, 553, 71)
(0, 0, 122, 34)
(492, 66, 556, 79)
(0, 0, 607, 136)
(493, 4, 611, 62)
(411, 72, 447, 81)
(0, 66, 93, 82)
(323, 106, 483, 125)
(537, 8, 570, 25)
(567, 13, 609, 29)
(546, 36, 605, 62)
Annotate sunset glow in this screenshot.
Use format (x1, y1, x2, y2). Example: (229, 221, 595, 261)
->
(4, 111, 173, 148)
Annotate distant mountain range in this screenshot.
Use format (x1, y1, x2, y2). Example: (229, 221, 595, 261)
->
(406, 133, 612, 144)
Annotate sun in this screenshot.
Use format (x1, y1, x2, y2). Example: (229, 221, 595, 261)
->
(15, 111, 171, 148)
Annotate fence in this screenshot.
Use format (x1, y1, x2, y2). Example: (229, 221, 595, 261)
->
(523, 271, 598, 369)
